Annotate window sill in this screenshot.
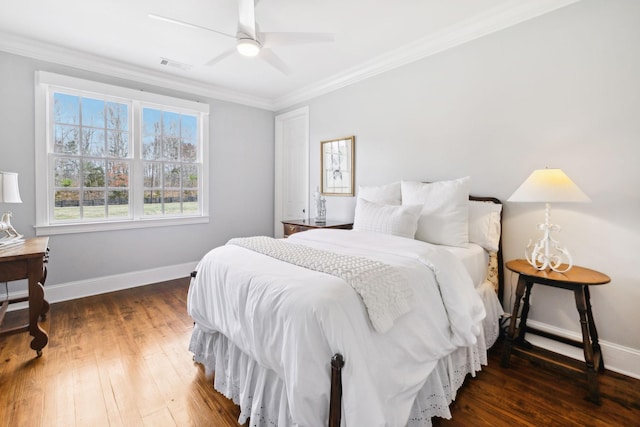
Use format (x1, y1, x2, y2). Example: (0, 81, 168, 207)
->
(34, 215, 209, 236)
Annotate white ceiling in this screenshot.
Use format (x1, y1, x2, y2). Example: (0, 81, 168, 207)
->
(0, 0, 579, 110)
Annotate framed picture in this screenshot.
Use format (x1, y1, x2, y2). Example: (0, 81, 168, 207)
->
(321, 136, 355, 196)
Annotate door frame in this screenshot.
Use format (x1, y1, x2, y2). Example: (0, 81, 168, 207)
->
(274, 106, 309, 237)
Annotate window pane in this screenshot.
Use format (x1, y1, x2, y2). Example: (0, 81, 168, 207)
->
(83, 160, 105, 187)
(84, 190, 106, 218)
(55, 158, 80, 187)
(143, 162, 161, 188)
(183, 190, 198, 214)
(181, 114, 198, 161)
(54, 125, 80, 154)
(162, 111, 180, 136)
(106, 101, 128, 131)
(107, 161, 129, 188)
(107, 131, 129, 158)
(164, 190, 181, 214)
(82, 128, 105, 156)
(182, 165, 198, 188)
(81, 97, 105, 128)
(108, 190, 129, 217)
(54, 190, 80, 220)
(144, 190, 162, 216)
(143, 108, 161, 135)
(162, 112, 180, 160)
(142, 134, 161, 160)
(163, 135, 180, 160)
(54, 93, 79, 125)
(164, 164, 181, 188)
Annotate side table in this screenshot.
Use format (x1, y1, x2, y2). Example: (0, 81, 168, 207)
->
(501, 259, 610, 404)
(0, 237, 50, 357)
(282, 219, 353, 237)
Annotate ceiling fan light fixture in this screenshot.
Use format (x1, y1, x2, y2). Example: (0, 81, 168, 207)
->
(237, 38, 261, 57)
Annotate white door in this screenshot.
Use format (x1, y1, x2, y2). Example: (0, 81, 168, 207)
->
(274, 107, 309, 237)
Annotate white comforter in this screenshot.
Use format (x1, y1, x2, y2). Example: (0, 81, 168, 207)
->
(187, 229, 486, 427)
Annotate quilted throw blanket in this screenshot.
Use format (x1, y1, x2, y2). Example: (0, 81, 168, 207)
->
(228, 236, 413, 333)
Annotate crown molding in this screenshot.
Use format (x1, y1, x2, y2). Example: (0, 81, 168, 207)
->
(272, 0, 581, 110)
(0, 31, 275, 110)
(1, 0, 580, 112)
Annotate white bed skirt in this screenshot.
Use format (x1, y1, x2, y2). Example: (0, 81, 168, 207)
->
(189, 280, 503, 427)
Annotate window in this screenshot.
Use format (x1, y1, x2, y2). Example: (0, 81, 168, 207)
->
(35, 72, 209, 235)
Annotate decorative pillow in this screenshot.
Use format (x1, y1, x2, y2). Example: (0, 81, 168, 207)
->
(468, 200, 502, 252)
(357, 182, 402, 205)
(485, 251, 499, 292)
(353, 198, 422, 238)
(401, 177, 470, 247)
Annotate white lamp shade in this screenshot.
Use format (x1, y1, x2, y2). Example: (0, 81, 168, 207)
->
(0, 171, 23, 203)
(508, 169, 590, 203)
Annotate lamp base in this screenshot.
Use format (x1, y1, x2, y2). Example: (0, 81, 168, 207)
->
(525, 236, 572, 273)
(525, 203, 572, 273)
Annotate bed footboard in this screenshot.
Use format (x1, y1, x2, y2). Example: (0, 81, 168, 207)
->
(329, 353, 344, 427)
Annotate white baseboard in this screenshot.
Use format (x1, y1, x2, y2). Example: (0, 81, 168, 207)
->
(526, 319, 640, 380)
(6, 261, 198, 310)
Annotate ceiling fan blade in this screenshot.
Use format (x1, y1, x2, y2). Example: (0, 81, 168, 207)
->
(237, 0, 257, 39)
(262, 32, 334, 48)
(148, 13, 236, 39)
(259, 48, 290, 75)
(204, 48, 237, 66)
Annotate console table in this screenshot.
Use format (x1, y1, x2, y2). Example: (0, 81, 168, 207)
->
(0, 237, 50, 357)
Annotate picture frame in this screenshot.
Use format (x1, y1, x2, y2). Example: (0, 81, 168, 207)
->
(320, 136, 355, 196)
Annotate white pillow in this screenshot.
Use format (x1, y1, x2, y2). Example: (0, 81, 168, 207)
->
(357, 182, 401, 205)
(401, 177, 470, 247)
(353, 198, 422, 238)
(468, 200, 502, 252)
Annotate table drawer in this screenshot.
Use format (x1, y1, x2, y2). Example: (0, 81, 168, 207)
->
(0, 259, 29, 282)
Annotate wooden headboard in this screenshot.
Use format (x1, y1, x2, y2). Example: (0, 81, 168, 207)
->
(469, 195, 504, 303)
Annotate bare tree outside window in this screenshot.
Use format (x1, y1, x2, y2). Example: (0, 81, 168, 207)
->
(142, 108, 199, 216)
(51, 93, 201, 222)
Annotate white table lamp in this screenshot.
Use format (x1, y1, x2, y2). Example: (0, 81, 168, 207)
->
(0, 171, 24, 247)
(508, 168, 590, 272)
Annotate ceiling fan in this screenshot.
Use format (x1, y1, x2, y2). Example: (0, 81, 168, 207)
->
(149, 0, 334, 75)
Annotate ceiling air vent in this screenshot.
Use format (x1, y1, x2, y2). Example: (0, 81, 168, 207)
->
(159, 57, 193, 71)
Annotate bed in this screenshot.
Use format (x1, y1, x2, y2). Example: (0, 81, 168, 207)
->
(188, 178, 505, 427)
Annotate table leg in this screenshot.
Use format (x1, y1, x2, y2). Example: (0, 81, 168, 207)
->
(516, 281, 534, 345)
(28, 258, 49, 357)
(584, 286, 604, 372)
(501, 274, 527, 367)
(574, 285, 600, 404)
(40, 263, 50, 320)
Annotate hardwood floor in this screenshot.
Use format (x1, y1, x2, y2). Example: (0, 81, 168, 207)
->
(1, 278, 638, 426)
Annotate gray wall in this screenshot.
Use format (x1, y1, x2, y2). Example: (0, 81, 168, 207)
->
(0, 51, 275, 286)
(284, 0, 640, 367)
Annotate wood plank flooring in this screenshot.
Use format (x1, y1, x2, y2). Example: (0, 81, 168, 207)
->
(1, 278, 638, 426)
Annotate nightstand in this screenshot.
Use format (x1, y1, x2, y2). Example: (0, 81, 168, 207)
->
(501, 259, 610, 404)
(0, 237, 50, 357)
(281, 219, 353, 237)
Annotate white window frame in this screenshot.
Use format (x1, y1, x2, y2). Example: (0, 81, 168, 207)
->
(34, 71, 210, 235)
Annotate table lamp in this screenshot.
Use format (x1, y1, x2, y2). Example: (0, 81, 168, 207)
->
(508, 168, 590, 272)
(0, 171, 24, 247)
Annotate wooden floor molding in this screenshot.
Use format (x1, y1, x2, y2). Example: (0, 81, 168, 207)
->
(1, 278, 638, 426)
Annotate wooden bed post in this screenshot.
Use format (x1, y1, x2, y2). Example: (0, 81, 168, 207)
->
(329, 353, 344, 427)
